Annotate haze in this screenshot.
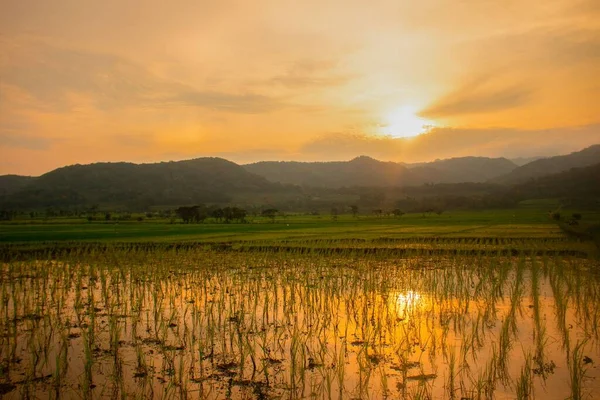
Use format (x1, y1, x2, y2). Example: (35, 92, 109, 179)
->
(1, 0, 599, 175)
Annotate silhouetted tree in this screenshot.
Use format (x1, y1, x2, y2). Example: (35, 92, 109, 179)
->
(232, 207, 247, 223)
(176, 206, 193, 223)
(211, 207, 224, 222)
(0, 210, 15, 221)
(176, 205, 208, 223)
(221, 207, 247, 223)
(350, 205, 359, 218)
(262, 208, 278, 223)
(392, 209, 404, 218)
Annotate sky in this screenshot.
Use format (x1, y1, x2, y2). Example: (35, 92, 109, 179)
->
(1, 0, 599, 175)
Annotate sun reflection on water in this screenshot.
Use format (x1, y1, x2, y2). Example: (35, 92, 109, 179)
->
(397, 290, 421, 308)
(394, 290, 424, 320)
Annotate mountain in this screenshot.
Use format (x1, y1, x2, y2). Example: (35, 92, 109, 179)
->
(393, 163, 600, 213)
(509, 162, 600, 201)
(244, 156, 517, 188)
(244, 156, 415, 188)
(495, 145, 600, 184)
(0, 158, 287, 209)
(0, 175, 37, 197)
(407, 157, 518, 183)
(2, 145, 597, 212)
(509, 156, 547, 166)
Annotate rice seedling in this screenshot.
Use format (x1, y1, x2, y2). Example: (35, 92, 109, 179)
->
(568, 340, 590, 400)
(516, 351, 534, 400)
(0, 243, 597, 399)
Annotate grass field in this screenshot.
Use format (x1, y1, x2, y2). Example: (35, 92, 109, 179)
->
(1, 208, 596, 241)
(2, 206, 599, 258)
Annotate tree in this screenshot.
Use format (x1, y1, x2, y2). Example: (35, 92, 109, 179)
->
(569, 213, 582, 226)
(211, 207, 224, 222)
(420, 208, 435, 217)
(350, 205, 359, 218)
(392, 209, 404, 218)
(0, 210, 15, 221)
(176, 205, 208, 223)
(176, 206, 195, 223)
(232, 207, 247, 223)
(221, 207, 247, 223)
(262, 208, 278, 223)
(331, 207, 338, 222)
(222, 207, 234, 223)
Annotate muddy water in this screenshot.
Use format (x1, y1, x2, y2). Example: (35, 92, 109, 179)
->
(1, 252, 599, 399)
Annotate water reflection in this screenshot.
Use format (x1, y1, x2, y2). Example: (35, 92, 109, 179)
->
(395, 291, 423, 316)
(0, 252, 599, 399)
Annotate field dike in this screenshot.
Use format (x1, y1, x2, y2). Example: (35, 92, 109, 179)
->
(0, 235, 594, 262)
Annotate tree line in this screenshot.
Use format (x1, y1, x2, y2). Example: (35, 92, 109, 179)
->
(176, 205, 248, 223)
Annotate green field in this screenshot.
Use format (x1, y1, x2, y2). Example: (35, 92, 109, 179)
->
(2, 207, 599, 259)
(0, 208, 594, 242)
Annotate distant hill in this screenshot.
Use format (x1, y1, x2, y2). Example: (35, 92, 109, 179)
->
(495, 145, 600, 184)
(407, 157, 517, 184)
(0, 175, 37, 197)
(244, 156, 415, 188)
(244, 156, 517, 188)
(0, 158, 287, 209)
(509, 162, 600, 200)
(1, 145, 598, 212)
(509, 156, 547, 167)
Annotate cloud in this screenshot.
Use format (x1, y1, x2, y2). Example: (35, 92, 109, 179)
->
(1, 40, 150, 111)
(0, 110, 59, 151)
(549, 28, 600, 63)
(455, 26, 600, 78)
(167, 91, 284, 113)
(0, 132, 54, 150)
(417, 25, 599, 123)
(420, 77, 534, 118)
(410, 125, 600, 160)
(533, 27, 600, 65)
(269, 59, 351, 89)
(298, 124, 600, 163)
(0, 39, 287, 114)
(1, 0, 598, 175)
(108, 132, 156, 148)
(300, 132, 399, 160)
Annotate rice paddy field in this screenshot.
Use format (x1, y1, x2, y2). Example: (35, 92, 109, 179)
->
(1, 208, 599, 399)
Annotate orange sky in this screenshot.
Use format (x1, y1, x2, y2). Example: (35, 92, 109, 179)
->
(1, 0, 599, 175)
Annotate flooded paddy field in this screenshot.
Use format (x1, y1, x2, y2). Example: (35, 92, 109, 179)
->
(1, 248, 599, 399)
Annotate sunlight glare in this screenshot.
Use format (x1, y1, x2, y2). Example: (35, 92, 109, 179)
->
(381, 106, 435, 138)
(397, 290, 422, 309)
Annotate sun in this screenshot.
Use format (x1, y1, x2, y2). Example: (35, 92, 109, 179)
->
(380, 106, 435, 138)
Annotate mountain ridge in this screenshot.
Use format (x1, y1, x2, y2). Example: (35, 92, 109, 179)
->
(244, 156, 517, 187)
(1, 144, 598, 211)
(494, 144, 600, 184)
(0, 157, 289, 209)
